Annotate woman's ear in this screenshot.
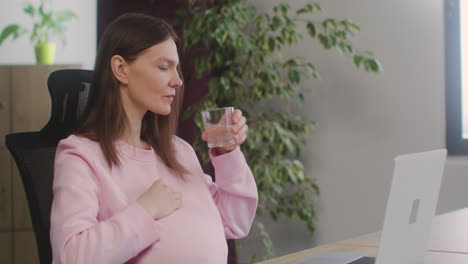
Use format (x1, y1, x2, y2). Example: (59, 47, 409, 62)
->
(110, 55, 129, 85)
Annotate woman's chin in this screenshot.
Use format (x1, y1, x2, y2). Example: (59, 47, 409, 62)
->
(151, 106, 171, 116)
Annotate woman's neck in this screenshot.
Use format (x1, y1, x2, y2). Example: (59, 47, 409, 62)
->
(121, 130, 150, 150)
(121, 112, 151, 150)
(119, 87, 151, 150)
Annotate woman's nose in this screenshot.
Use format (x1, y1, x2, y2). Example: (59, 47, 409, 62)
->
(170, 71, 183, 88)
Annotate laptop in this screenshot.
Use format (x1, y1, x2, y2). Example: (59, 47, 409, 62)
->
(294, 149, 447, 264)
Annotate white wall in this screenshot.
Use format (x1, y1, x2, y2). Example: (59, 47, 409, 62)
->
(241, 0, 468, 262)
(0, 0, 96, 69)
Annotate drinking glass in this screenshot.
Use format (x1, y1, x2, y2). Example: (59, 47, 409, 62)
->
(201, 107, 236, 148)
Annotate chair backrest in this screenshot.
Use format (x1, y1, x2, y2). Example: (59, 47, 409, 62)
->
(5, 69, 92, 264)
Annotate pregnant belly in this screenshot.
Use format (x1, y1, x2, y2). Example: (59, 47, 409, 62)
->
(129, 207, 228, 264)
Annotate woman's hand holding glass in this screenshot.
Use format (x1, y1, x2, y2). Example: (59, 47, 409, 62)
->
(202, 108, 248, 155)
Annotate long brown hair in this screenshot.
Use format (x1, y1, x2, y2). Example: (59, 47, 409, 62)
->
(76, 13, 187, 175)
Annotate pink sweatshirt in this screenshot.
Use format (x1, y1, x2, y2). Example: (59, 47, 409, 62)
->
(50, 135, 258, 264)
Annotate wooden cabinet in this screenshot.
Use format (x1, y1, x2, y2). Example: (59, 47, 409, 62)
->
(0, 65, 81, 264)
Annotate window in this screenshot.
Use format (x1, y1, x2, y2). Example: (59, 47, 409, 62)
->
(446, 0, 468, 154)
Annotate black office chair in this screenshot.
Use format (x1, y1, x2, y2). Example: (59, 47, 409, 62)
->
(5, 69, 92, 264)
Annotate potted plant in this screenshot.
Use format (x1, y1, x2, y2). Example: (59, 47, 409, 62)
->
(174, 0, 381, 262)
(0, 0, 77, 65)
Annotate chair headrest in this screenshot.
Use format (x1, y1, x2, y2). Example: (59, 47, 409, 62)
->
(40, 69, 93, 143)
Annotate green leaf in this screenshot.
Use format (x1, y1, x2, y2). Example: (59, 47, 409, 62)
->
(314, 3, 322, 11)
(38, 3, 45, 17)
(220, 76, 230, 90)
(318, 34, 332, 49)
(55, 10, 77, 23)
(329, 36, 337, 46)
(23, 4, 35, 17)
(279, 3, 290, 15)
(268, 37, 276, 51)
(364, 59, 372, 71)
(306, 63, 320, 79)
(337, 42, 347, 54)
(353, 55, 364, 68)
(367, 59, 381, 72)
(272, 183, 283, 194)
(350, 22, 361, 32)
(306, 23, 316, 38)
(296, 7, 309, 15)
(284, 58, 298, 67)
(297, 3, 321, 13)
(298, 93, 305, 106)
(30, 23, 39, 42)
(271, 16, 282, 31)
(0, 24, 25, 45)
(288, 69, 300, 84)
(322, 18, 337, 31)
(334, 30, 347, 39)
(213, 25, 228, 44)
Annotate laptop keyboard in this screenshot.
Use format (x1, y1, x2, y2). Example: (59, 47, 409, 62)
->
(346, 256, 376, 264)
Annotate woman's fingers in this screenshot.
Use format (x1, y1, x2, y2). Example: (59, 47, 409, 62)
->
(232, 116, 246, 132)
(234, 123, 248, 144)
(236, 130, 247, 145)
(232, 109, 243, 123)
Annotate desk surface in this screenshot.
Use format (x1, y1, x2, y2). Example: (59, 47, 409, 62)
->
(258, 208, 468, 264)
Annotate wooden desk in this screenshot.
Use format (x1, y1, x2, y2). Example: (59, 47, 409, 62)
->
(258, 208, 468, 264)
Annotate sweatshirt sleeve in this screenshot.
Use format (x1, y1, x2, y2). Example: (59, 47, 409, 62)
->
(50, 138, 159, 264)
(206, 146, 258, 239)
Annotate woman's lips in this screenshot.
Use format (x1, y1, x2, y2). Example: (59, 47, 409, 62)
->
(164, 95, 175, 102)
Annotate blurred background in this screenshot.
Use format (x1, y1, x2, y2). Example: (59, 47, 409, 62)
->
(1, 0, 467, 263)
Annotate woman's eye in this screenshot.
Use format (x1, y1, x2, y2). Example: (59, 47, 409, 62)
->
(158, 65, 168, 71)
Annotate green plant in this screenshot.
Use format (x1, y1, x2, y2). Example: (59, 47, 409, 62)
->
(175, 0, 381, 261)
(0, 0, 77, 46)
